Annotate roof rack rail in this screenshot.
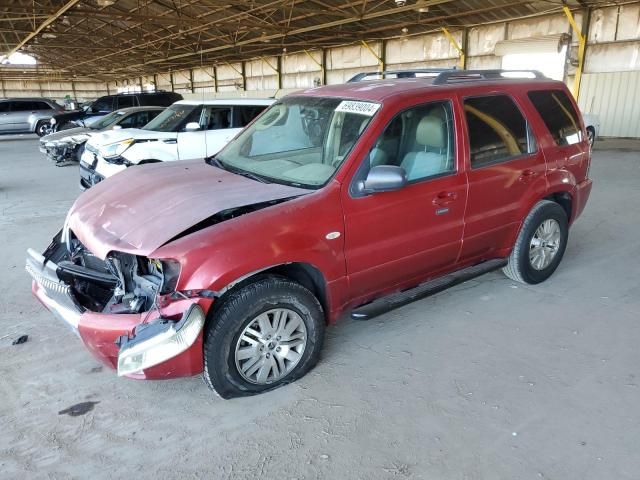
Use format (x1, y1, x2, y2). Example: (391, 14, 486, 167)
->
(432, 69, 546, 85)
(347, 68, 456, 83)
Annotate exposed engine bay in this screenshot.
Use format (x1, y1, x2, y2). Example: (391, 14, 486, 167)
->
(45, 229, 173, 314)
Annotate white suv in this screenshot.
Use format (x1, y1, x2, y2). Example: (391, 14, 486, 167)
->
(80, 98, 273, 188)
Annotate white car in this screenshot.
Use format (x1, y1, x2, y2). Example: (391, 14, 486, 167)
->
(80, 99, 273, 188)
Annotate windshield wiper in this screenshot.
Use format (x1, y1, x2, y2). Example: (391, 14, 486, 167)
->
(205, 155, 227, 170)
(205, 155, 270, 183)
(232, 169, 270, 184)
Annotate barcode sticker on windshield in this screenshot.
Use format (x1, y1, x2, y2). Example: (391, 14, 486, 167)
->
(335, 101, 381, 116)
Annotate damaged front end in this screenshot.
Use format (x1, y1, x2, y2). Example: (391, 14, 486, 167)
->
(43, 137, 86, 164)
(26, 229, 210, 379)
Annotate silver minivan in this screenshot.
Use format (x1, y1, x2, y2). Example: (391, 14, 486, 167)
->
(0, 98, 63, 136)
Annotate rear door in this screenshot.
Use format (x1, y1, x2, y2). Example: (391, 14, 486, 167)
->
(342, 99, 467, 299)
(526, 89, 590, 182)
(5, 101, 33, 131)
(459, 93, 546, 262)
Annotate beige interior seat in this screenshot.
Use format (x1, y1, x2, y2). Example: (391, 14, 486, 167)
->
(400, 114, 447, 180)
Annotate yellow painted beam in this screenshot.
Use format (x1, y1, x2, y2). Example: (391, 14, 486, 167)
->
(563, 6, 586, 99)
(361, 40, 384, 71)
(442, 27, 465, 70)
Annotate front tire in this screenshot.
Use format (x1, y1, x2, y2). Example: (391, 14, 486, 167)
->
(503, 200, 569, 285)
(203, 276, 325, 399)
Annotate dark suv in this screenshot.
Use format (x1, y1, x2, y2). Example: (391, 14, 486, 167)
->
(27, 70, 592, 398)
(50, 91, 182, 132)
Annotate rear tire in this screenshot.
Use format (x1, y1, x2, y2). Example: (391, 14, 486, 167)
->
(35, 121, 50, 137)
(203, 276, 325, 399)
(503, 200, 568, 285)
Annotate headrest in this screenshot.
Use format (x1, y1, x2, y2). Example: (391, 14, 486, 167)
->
(416, 115, 446, 149)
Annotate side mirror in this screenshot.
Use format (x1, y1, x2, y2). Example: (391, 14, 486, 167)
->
(112, 125, 122, 130)
(184, 122, 201, 132)
(358, 165, 407, 194)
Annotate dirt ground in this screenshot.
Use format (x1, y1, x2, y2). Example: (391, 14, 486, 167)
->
(1, 135, 639, 479)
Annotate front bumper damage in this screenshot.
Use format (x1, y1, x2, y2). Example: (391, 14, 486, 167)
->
(41, 141, 81, 164)
(26, 233, 212, 379)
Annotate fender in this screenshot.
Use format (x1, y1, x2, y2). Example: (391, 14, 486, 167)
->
(151, 181, 348, 320)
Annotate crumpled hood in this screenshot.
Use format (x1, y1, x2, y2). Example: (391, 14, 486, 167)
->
(87, 128, 176, 149)
(41, 127, 90, 144)
(67, 160, 310, 259)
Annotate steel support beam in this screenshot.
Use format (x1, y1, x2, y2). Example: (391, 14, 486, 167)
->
(4, 0, 82, 58)
(361, 40, 384, 72)
(442, 27, 465, 70)
(563, 6, 588, 99)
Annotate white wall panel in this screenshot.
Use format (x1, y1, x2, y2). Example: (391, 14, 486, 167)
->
(468, 24, 506, 56)
(585, 42, 640, 72)
(617, 4, 640, 40)
(579, 71, 640, 137)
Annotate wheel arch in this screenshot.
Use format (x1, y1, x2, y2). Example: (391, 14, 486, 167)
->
(544, 190, 573, 223)
(213, 262, 330, 323)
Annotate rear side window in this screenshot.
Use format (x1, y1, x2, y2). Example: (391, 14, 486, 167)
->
(0, 102, 9, 112)
(464, 95, 533, 168)
(233, 106, 268, 127)
(528, 90, 583, 146)
(92, 97, 113, 112)
(139, 93, 181, 106)
(10, 101, 33, 112)
(116, 95, 137, 109)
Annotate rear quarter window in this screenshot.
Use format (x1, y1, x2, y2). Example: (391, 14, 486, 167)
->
(528, 90, 583, 146)
(463, 94, 535, 168)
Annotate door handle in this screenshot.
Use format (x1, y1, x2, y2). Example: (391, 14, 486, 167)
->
(163, 138, 177, 144)
(518, 169, 537, 183)
(432, 191, 458, 206)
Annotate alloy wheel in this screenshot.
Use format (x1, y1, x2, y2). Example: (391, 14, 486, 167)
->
(529, 219, 562, 270)
(234, 308, 307, 385)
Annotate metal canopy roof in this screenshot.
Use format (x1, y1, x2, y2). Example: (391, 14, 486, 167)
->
(0, 0, 621, 80)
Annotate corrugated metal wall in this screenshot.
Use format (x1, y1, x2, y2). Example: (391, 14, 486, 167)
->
(579, 71, 640, 137)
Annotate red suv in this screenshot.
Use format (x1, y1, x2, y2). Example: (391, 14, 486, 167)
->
(27, 70, 592, 398)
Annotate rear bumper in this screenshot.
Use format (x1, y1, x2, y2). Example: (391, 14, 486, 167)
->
(572, 178, 593, 222)
(26, 244, 212, 379)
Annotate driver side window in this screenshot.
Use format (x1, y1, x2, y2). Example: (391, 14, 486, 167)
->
(367, 101, 456, 182)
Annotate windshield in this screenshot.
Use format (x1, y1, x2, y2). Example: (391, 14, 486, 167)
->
(89, 111, 125, 130)
(142, 104, 201, 132)
(216, 97, 379, 188)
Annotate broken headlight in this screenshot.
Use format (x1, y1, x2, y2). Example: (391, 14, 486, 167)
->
(99, 138, 134, 159)
(117, 303, 205, 376)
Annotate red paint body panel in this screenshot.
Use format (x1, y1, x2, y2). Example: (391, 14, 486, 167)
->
(67, 160, 309, 260)
(32, 77, 594, 380)
(77, 297, 213, 379)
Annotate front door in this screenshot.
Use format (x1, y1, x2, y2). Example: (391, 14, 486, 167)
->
(342, 100, 467, 299)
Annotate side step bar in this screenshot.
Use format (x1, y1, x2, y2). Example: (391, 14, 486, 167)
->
(350, 258, 508, 321)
